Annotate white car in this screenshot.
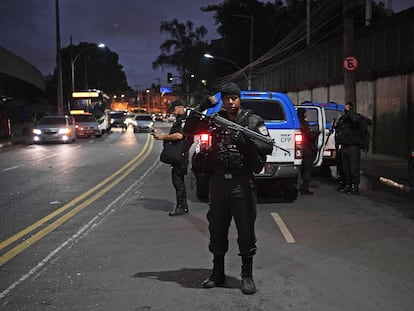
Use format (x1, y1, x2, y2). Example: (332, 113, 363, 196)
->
(33, 115, 76, 144)
(131, 114, 154, 133)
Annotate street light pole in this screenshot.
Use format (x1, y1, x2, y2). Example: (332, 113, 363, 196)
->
(233, 14, 254, 90)
(71, 42, 105, 93)
(55, 0, 64, 115)
(203, 53, 250, 89)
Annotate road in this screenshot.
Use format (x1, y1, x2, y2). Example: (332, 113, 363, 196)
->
(0, 123, 413, 310)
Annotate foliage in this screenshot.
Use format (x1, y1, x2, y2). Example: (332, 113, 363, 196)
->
(152, 19, 208, 76)
(45, 43, 129, 107)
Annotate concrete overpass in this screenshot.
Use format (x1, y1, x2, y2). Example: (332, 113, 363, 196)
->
(0, 46, 45, 101)
(0, 47, 46, 139)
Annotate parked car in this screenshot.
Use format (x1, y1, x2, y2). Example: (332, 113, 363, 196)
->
(409, 150, 414, 186)
(33, 115, 76, 144)
(190, 91, 326, 201)
(71, 113, 102, 138)
(109, 111, 127, 130)
(131, 114, 154, 133)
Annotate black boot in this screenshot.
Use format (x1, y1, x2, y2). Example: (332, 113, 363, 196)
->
(168, 204, 188, 216)
(241, 256, 256, 295)
(301, 181, 313, 195)
(348, 183, 359, 195)
(202, 255, 225, 288)
(337, 183, 350, 193)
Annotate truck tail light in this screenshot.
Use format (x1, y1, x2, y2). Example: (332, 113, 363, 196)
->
(200, 133, 210, 143)
(198, 132, 211, 151)
(294, 131, 303, 159)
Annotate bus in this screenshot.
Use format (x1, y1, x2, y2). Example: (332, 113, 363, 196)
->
(70, 89, 111, 132)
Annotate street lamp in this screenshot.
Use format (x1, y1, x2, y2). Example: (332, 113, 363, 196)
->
(71, 43, 105, 93)
(203, 53, 250, 90)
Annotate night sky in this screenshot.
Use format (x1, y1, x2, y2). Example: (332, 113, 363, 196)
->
(0, 0, 412, 90)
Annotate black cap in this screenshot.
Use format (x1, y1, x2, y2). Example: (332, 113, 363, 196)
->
(221, 83, 241, 98)
(167, 100, 184, 113)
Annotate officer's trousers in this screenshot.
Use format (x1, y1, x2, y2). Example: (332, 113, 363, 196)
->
(301, 148, 315, 183)
(171, 165, 188, 209)
(207, 173, 257, 257)
(340, 145, 361, 185)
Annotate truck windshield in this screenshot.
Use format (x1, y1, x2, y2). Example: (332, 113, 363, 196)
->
(241, 100, 286, 121)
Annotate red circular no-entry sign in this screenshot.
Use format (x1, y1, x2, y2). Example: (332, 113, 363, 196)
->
(343, 56, 359, 71)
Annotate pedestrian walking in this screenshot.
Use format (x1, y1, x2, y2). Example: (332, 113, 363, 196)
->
(154, 100, 193, 216)
(297, 108, 317, 195)
(184, 83, 273, 295)
(335, 102, 371, 194)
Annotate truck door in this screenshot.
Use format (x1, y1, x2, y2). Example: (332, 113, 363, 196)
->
(295, 106, 326, 167)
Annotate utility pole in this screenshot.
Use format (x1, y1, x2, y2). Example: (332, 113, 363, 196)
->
(306, 0, 311, 46)
(343, 1, 356, 109)
(365, 0, 372, 26)
(248, 14, 254, 90)
(55, 0, 64, 115)
(154, 77, 161, 111)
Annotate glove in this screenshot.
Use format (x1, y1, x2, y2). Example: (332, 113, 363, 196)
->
(231, 130, 247, 145)
(198, 96, 217, 111)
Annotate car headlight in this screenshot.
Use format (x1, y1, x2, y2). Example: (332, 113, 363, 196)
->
(58, 128, 71, 135)
(33, 129, 42, 135)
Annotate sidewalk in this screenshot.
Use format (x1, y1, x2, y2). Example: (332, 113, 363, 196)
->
(360, 153, 412, 192)
(0, 123, 33, 148)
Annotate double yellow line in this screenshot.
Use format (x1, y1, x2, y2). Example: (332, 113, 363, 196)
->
(0, 134, 154, 267)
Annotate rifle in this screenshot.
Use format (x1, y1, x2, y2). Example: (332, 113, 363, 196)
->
(326, 118, 337, 141)
(188, 108, 291, 155)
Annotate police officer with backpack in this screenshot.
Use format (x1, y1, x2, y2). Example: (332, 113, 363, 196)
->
(335, 102, 371, 195)
(184, 83, 273, 295)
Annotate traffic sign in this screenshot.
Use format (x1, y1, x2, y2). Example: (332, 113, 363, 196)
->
(343, 56, 359, 71)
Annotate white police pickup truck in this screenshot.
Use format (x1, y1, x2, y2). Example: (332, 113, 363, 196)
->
(190, 91, 326, 201)
(295, 102, 345, 169)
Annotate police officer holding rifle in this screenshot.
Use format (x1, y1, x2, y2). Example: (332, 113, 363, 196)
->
(184, 83, 273, 295)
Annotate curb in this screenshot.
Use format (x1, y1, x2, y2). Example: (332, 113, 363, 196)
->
(0, 141, 12, 149)
(360, 170, 413, 193)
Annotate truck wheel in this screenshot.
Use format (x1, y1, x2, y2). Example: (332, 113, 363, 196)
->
(284, 188, 298, 201)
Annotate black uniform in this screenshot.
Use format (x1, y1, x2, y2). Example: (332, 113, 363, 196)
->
(185, 108, 273, 257)
(299, 115, 317, 194)
(335, 109, 370, 194)
(169, 114, 193, 210)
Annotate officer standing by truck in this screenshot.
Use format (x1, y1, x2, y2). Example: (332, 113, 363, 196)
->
(297, 108, 317, 195)
(184, 83, 273, 295)
(335, 102, 371, 195)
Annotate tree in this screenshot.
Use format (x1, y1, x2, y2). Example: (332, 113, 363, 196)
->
(61, 42, 128, 94)
(45, 42, 129, 107)
(152, 19, 209, 101)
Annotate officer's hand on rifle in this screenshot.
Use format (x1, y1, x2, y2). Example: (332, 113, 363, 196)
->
(231, 130, 247, 145)
(198, 95, 218, 111)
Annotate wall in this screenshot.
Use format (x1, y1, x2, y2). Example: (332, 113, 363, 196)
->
(286, 73, 414, 158)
